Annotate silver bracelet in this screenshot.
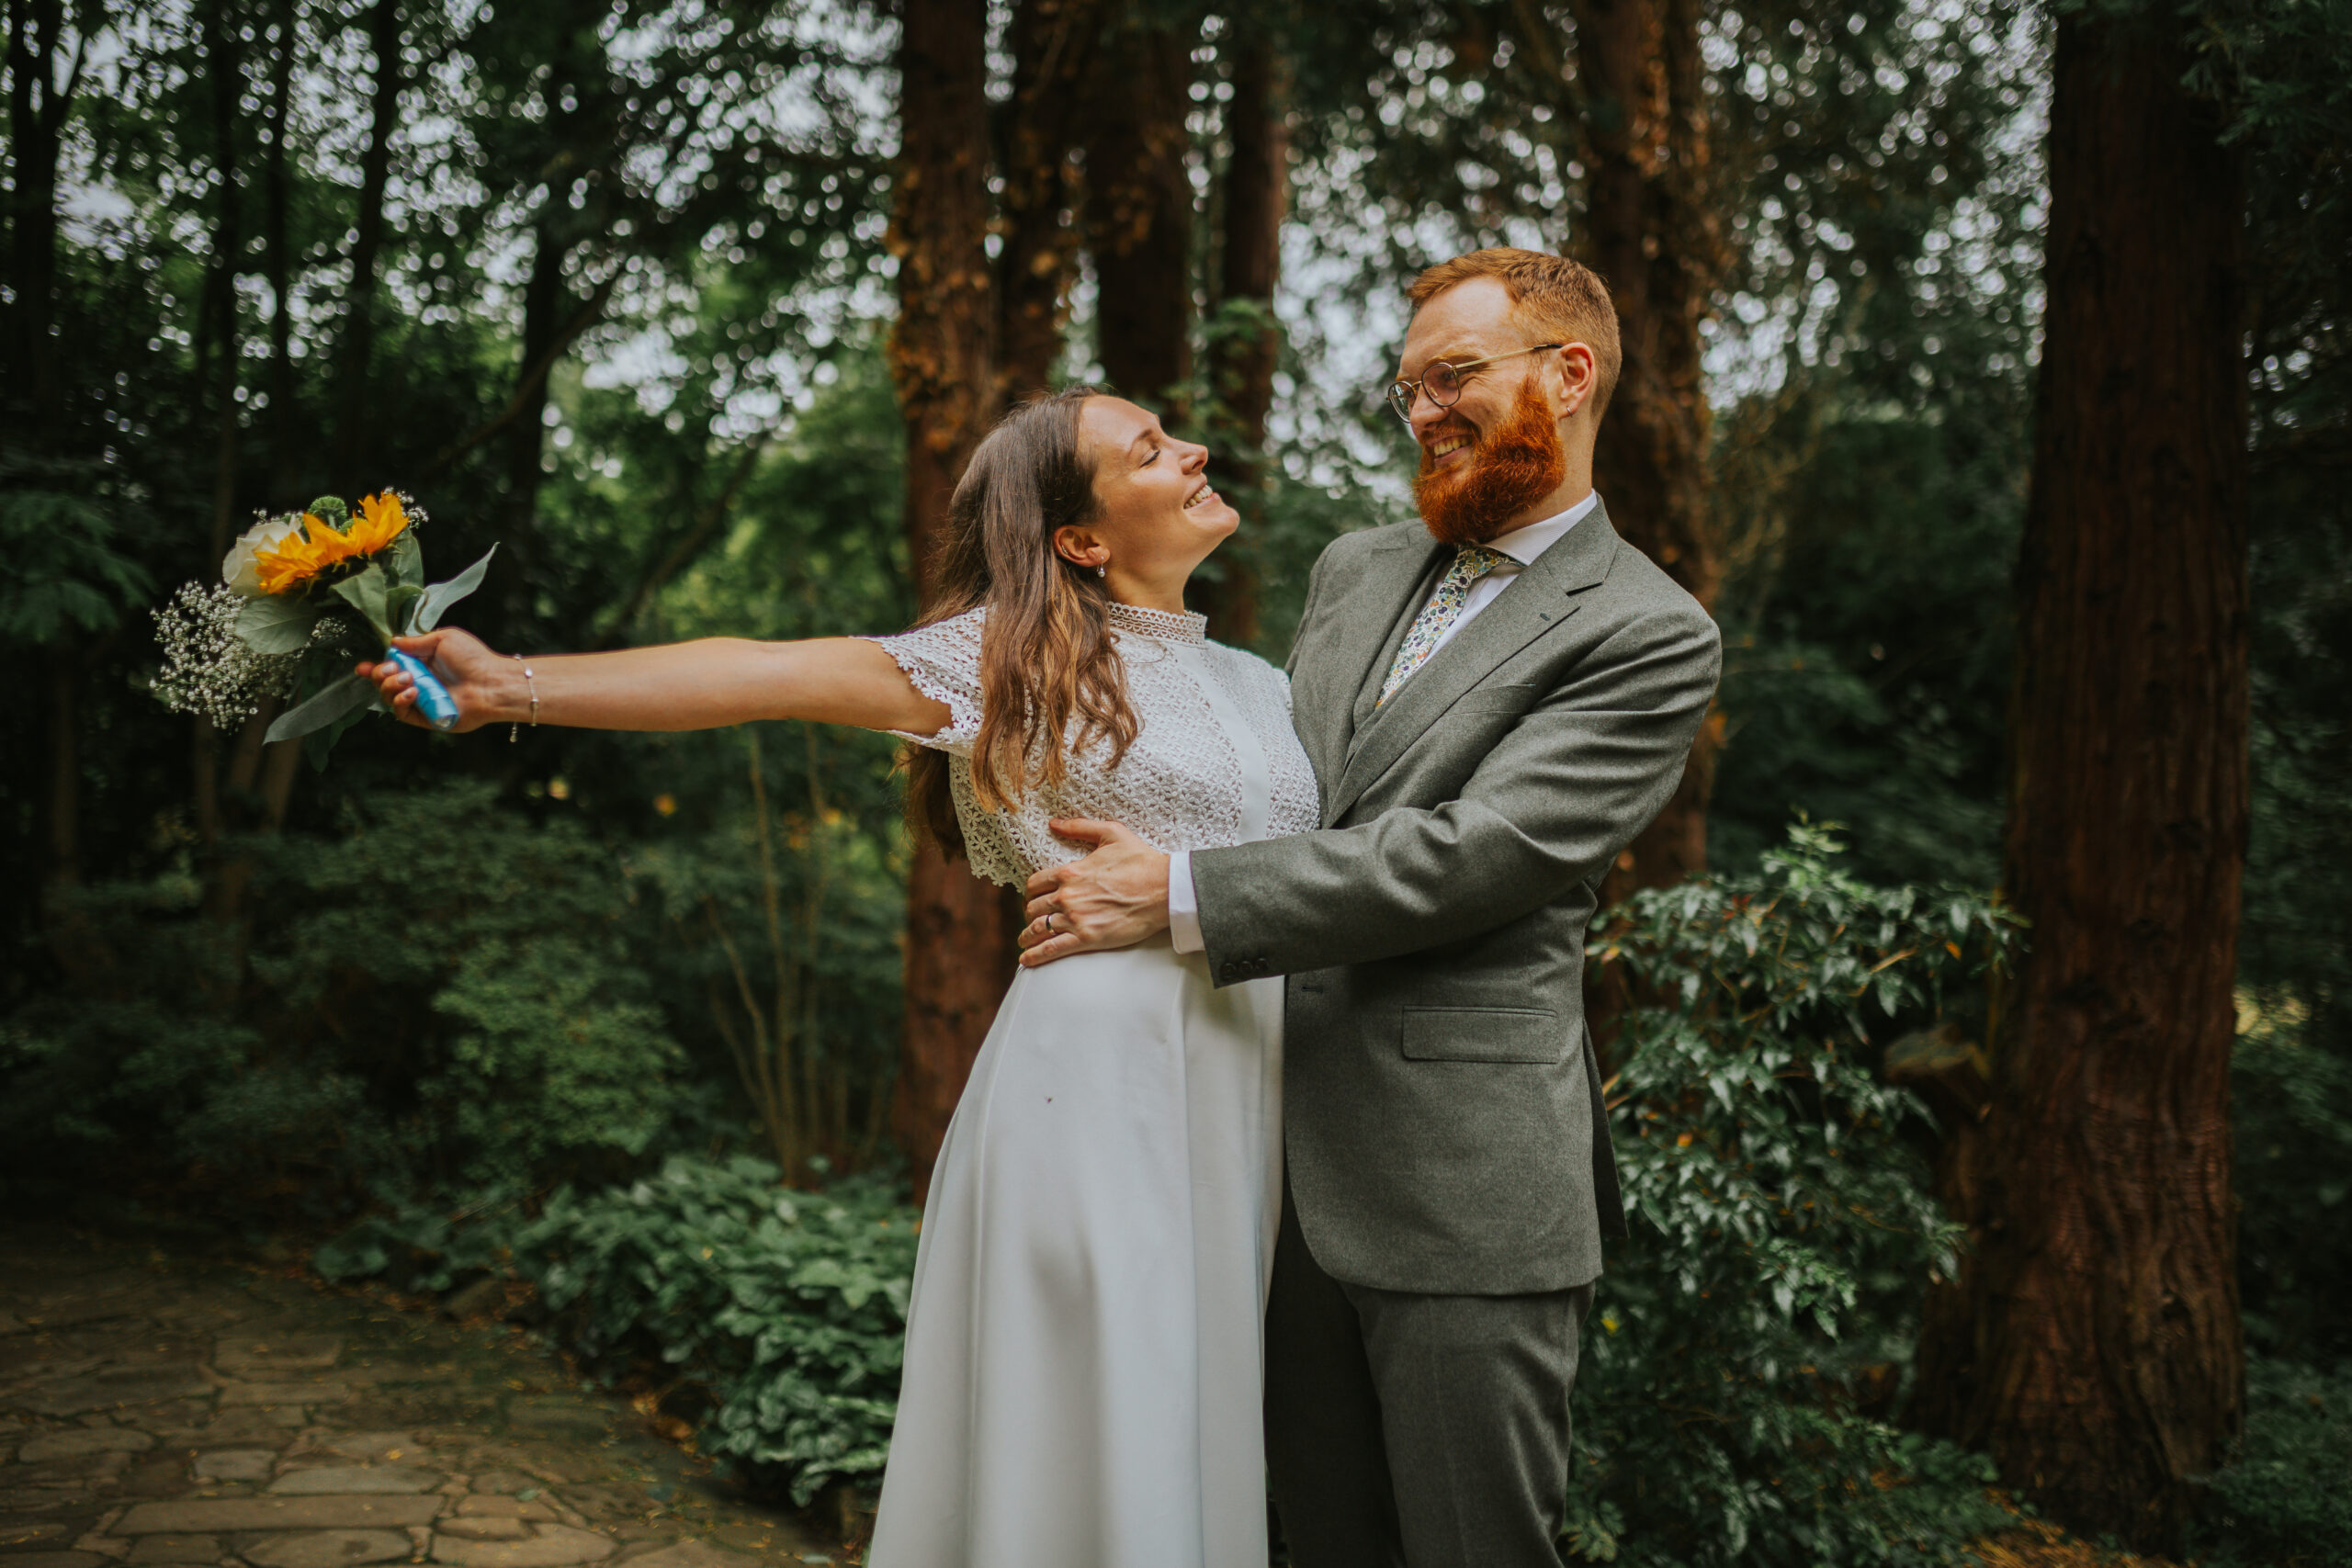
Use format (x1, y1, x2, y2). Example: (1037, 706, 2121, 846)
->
(509, 654, 538, 743)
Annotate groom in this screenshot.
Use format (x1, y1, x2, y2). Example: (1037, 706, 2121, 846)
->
(1019, 247, 1720, 1567)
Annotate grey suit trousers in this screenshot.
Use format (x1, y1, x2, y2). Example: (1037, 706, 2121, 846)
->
(1264, 1179, 1593, 1568)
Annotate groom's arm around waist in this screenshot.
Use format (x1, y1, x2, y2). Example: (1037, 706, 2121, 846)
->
(1190, 600, 1721, 983)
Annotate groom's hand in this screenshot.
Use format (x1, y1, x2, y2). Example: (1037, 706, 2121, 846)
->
(1019, 819, 1170, 967)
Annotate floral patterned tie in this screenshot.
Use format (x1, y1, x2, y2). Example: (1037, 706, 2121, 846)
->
(1378, 546, 1514, 705)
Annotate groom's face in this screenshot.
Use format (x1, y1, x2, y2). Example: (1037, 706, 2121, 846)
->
(1398, 279, 1569, 546)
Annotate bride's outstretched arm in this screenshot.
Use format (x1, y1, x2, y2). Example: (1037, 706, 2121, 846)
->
(357, 627, 953, 737)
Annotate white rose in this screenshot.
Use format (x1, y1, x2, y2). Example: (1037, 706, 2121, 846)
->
(222, 515, 304, 596)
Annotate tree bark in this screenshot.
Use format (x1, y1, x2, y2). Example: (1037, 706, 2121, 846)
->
(888, 0, 1020, 1200)
(334, 0, 402, 492)
(1197, 28, 1288, 645)
(6, 0, 82, 418)
(204, 0, 244, 566)
(1080, 9, 1193, 408)
(995, 0, 1105, 400)
(1911, 13, 2249, 1552)
(261, 0, 299, 504)
(195, 0, 243, 861)
(1566, 0, 1723, 900)
(496, 216, 571, 626)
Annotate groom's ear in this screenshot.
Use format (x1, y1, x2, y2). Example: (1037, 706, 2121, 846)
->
(1548, 343, 1600, 420)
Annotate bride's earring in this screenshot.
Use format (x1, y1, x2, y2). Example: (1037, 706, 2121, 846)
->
(1095, 562, 1107, 578)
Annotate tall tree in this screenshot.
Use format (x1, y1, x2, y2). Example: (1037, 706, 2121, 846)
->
(1197, 24, 1288, 646)
(332, 0, 401, 491)
(1081, 6, 1193, 406)
(259, 0, 300, 505)
(1913, 8, 2249, 1550)
(1566, 0, 1724, 898)
(996, 0, 1106, 398)
(888, 0, 1019, 1198)
(192, 0, 245, 855)
(3, 0, 84, 415)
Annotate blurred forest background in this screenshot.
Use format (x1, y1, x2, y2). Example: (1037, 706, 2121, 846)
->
(3, 0, 2347, 1562)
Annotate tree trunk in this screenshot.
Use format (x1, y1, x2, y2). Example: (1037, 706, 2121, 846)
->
(204, 0, 243, 566)
(262, 0, 299, 504)
(39, 643, 107, 983)
(995, 0, 1105, 399)
(1567, 0, 1722, 902)
(1080, 10, 1193, 408)
(1198, 28, 1287, 645)
(6, 0, 80, 417)
(498, 217, 571, 626)
(888, 0, 1020, 1200)
(194, 0, 243, 861)
(334, 0, 401, 492)
(1911, 13, 2248, 1552)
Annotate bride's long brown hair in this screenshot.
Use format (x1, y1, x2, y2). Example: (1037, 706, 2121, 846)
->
(905, 387, 1142, 856)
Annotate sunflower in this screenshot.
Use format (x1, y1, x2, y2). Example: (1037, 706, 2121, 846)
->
(347, 491, 412, 555)
(252, 495, 411, 594)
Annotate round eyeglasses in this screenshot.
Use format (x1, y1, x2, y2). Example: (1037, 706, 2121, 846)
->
(1385, 344, 1563, 424)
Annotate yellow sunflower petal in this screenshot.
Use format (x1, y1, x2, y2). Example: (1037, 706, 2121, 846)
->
(349, 491, 410, 556)
(254, 515, 346, 594)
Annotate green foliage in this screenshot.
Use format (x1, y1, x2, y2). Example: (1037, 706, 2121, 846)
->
(314, 1156, 919, 1509)
(1575, 824, 2020, 1565)
(0, 454, 156, 646)
(2233, 1005, 2352, 1365)
(517, 1156, 917, 1506)
(1, 781, 697, 1201)
(2198, 1358, 2352, 1568)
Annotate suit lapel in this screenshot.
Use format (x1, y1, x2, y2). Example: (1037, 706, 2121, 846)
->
(1324, 505, 1623, 826)
(1303, 531, 1445, 786)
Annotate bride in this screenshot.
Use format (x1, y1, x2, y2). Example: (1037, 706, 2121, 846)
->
(359, 388, 1318, 1568)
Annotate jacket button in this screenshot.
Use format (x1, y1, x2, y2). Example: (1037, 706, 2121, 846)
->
(1218, 961, 1238, 982)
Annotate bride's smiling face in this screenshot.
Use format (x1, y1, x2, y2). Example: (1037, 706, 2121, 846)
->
(1053, 397, 1238, 584)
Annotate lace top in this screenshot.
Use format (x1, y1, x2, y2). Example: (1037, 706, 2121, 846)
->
(861, 604, 1321, 888)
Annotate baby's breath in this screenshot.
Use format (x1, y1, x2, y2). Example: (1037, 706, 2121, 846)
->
(152, 583, 302, 728)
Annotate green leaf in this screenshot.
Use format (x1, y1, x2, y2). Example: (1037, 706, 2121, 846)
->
(236, 593, 322, 656)
(385, 582, 424, 637)
(266, 671, 374, 744)
(303, 704, 370, 771)
(416, 546, 498, 632)
(333, 565, 395, 646)
(390, 526, 424, 588)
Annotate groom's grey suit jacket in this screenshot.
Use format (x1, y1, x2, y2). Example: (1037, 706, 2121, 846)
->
(1189, 503, 1721, 1296)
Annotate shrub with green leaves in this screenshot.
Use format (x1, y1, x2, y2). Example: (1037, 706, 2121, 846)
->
(1569, 824, 2021, 1565)
(512, 1156, 917, 1506)
(2198, 1356, 2352, 1568)
(312, 1155, 918, 1506)
(2, 779, 693, 1201)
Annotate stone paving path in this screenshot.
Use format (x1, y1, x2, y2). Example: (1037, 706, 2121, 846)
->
(0, 1225, 845, 1568)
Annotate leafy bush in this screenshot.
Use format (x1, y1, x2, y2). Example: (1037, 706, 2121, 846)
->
(514, 1156, 917, 1506)
(307, 826, 2030, 1546)
(2232, 1001, 2352, 1366)
(314, 1154, 918, 1507)
(1572, 824, 2020, 1565)
(2199, 1357, 2352, 1568)
(2, 780, 695, 1201)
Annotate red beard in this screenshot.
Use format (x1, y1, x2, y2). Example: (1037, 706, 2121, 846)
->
(1412, 375, 1568, 546)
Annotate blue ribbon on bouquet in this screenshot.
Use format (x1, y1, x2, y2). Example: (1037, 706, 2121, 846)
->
(384, 648, 461, 730)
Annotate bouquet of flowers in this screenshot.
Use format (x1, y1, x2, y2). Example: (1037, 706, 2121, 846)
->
(153, 491, 493, 758)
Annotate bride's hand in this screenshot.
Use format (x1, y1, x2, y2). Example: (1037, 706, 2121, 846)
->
(356, 627, 512, 733)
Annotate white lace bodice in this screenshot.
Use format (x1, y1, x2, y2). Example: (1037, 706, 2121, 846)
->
(863, 604, 1320, 888)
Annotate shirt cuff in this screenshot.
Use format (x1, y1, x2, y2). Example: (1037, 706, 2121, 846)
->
(1167, 850, 1204, 954)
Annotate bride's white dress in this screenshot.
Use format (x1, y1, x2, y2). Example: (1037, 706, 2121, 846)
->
(859, 601, 1319, 1568)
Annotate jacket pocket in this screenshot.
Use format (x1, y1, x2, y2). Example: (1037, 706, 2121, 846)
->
(1399, 1006, 1565, 1065)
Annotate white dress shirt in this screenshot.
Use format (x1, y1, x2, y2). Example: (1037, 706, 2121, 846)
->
(1166, 491, 1600, 953)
